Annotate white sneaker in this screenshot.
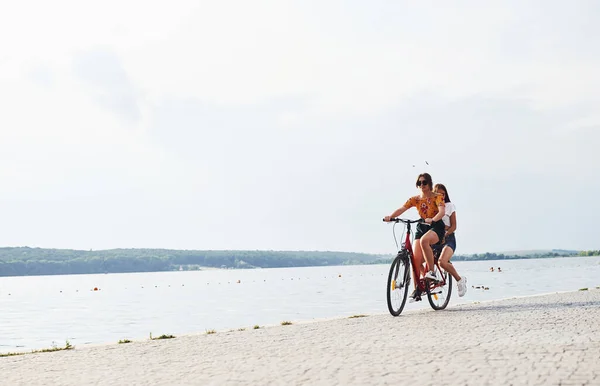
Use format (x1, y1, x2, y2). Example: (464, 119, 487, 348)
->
(425, 270, 439, 281)
(457, 276, 467, 297)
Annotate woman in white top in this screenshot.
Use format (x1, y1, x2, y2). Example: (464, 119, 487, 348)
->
(434, 184, 467, 297)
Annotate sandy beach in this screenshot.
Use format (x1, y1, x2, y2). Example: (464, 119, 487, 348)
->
(2, 289, 599, 385)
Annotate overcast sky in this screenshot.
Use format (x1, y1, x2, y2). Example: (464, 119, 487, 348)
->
(0, 1, 598, 255)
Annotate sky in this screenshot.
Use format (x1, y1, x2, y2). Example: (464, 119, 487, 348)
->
(0, 0, 598, 255)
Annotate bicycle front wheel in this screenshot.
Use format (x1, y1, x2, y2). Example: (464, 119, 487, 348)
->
(386, 252, 410, 316)
(426, 267, 452, 310)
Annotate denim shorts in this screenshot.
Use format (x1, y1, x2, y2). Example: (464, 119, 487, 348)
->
(443, 233, 457, 251)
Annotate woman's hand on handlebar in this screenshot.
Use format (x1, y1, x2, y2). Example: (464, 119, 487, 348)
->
(383, 216, 392, 222)
(424, 218, 432, 224)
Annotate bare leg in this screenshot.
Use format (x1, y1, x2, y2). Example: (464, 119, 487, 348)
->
(412, 239, 425, 290)
(439, 246, 461, 281)
(420, 230, 439, 275)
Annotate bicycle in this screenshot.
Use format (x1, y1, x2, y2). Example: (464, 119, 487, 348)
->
(384, 218, 453, 316)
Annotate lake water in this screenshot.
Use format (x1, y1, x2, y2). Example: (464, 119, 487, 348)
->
(1, 256, 599, 352)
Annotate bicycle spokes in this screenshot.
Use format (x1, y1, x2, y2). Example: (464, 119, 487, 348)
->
(387, 254, 411, 316)
(426, 268, 453, 310)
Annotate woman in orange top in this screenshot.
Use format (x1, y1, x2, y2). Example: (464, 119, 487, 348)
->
(384, 173, 445, 301)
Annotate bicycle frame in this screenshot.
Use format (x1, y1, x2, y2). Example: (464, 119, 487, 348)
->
(399, 220, 447, 294)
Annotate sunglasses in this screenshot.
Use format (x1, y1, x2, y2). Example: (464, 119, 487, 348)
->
(417, 180, 428, 187)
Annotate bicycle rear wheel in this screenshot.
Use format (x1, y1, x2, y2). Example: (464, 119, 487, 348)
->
(426, 267, 452, 310)
(386, 251, 411, 316)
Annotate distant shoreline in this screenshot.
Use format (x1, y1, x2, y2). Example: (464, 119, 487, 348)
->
(0, 246, 597, 278)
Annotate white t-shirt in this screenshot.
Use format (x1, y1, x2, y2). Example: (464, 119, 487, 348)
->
(442, 202, 455, 227)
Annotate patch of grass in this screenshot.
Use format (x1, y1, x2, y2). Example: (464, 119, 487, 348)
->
(0, 340, 74, 357)
(237, 328, 246, 331)
(281, 321, 292, 325)
(0, 351, 22, 357)
(205, 329, 216, 335)
(118, 339, 132, 344)
(253, 325, 260, 330)
(579, 287, 589, 291)
(39, 340, 73, 352)
(149, 333, 175, 340)
(348, 314, 368, 319)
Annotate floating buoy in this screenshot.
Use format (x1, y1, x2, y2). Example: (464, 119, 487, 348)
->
(338, 274, 342, 278)
(93, 287, 99, 291)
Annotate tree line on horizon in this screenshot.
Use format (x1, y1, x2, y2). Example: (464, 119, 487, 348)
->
(453, 250, 579, 261)
(578, 250, 600, 256)
(0, 247, 381, 277)
(0, 247, 597, 277)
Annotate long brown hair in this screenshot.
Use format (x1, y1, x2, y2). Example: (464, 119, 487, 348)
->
(434, 183, 451, 203)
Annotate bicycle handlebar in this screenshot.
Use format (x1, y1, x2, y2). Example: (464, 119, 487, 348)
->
(383, 218, 424, 224)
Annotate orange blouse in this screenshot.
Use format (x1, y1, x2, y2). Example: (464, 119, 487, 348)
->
(403, 194, 445, 219)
